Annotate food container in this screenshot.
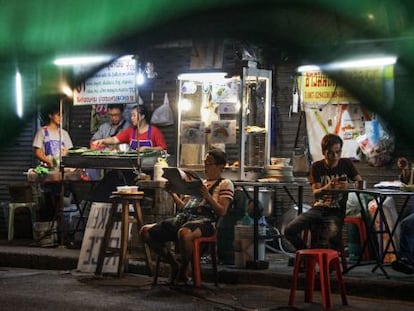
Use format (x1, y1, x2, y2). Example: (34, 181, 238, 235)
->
(116, 185, 139, 193)
(270, 157, 291, 166)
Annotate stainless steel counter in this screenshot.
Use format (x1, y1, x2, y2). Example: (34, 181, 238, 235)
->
(62, 155, 156, 170)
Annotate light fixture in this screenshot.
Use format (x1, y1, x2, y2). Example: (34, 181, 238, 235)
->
(297, 56, 397, 72)
(179, 98, 192, 112)
(136, 67, 145, 85)
(53, 55, 112, 66)
(145, 62, 157, 79)
(15, 71, 23, 118)
(178, 72, 227, 82)
(61, 85, 73, 98)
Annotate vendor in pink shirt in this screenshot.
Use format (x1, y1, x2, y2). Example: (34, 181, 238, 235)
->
(92, 104, 167, 152)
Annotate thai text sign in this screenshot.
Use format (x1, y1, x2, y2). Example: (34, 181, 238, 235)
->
(74, 55, 136, 105)
(302, 71, 357, 104)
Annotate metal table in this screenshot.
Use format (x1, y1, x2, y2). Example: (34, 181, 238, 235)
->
(324, 188, 414, 278)
(233, 181, 305, 269)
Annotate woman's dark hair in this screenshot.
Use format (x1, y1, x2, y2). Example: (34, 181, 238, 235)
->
(39, 100, 61, 126)
(321, 133, 343, 153)
(133, 104, 150, 123)
(207, 148, 227, 165)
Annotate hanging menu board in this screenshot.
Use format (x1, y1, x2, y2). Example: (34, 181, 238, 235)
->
(73, 55, 136, 105)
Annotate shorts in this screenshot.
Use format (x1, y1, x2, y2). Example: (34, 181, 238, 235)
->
(148, 216, 215, 243)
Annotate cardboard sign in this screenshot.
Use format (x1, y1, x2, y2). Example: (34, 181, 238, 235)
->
(77, 202, 127, 273)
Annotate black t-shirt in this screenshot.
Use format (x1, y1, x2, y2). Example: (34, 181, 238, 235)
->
(309, 158, 359, 208)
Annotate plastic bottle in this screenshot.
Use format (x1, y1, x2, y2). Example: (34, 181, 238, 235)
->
(153, 157, 168, 181)
(258, 216, 267, 237)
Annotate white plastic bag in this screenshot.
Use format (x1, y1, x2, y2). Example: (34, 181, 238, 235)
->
(151, 92, 174, 126)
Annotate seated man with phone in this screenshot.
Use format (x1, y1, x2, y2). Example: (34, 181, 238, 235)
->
(284, 133, 362, 252)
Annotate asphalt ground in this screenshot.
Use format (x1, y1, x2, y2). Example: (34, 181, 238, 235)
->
(0, 239, 413, 304)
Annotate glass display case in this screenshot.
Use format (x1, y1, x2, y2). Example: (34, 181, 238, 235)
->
(176, 67, 272, 180)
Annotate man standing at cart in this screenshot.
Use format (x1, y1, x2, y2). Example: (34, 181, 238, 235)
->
(91, 104, 131, 144)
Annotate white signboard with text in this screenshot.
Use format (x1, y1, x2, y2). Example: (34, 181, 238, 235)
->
(77, 202, 125, 273)
(73, 55, 136, 105)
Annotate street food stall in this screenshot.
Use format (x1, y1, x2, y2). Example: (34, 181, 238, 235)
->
(175, 67, 305, 268)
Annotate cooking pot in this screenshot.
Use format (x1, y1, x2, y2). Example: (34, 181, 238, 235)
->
(246, 187, 274, 217)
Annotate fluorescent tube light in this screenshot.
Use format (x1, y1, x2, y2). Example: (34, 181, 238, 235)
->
(54, 55, 112, 66)
(15, 71, 23, 118)
(297, 56, 397, 72)
(178, 72, 227, 82)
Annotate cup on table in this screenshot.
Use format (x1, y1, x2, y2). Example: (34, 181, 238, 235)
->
(355, 180, 366, 190)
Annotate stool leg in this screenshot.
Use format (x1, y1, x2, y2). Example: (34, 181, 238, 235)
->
(304, 256, 317, 303)
(152, 256, 161, 285)
(358, 222, 370, 261)
(320, 254, 332, 310)
(8, 204, 15, 241)
(133, 202, 153, 276)
(193, 239, 202, 287)
(333, 258, 348, 305)
(211, 242, 218, 286)
(95, 202, 117, 276)
(118, 201, 129, 277)
(288, 253, 300, 306)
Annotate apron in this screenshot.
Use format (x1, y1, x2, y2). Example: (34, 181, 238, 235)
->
(130, 125, 153, 150)
(43, 127, 65, 157)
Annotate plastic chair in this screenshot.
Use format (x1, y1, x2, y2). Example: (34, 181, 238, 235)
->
(288, 248, 348, 310)
(8, 183, 37, 241)
(192, 231, 218, 287)
(8, 202, 36, 241)
(344, 216, 370, 261)
(152, 230, 218, 287)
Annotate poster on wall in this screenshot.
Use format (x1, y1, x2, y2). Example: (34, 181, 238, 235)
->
(304, 103, 369, 161)
(210, 120, 236, 144)
(300, 66, 394, 162)
(73, 55, 136, 105)
(181, 121, 205, 144)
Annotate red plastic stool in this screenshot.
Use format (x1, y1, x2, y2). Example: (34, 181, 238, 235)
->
(288, 248, 348, 310)
(344, 216, 370, 261)
(151, 231, 218, 287)
(192, 231, 218, 287)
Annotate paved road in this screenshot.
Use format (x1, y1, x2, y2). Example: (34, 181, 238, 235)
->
(1, 267, 414, 310)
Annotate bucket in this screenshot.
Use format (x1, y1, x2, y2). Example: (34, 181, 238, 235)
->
(233, 225, 265, 268)
(33, 221, 58, 247)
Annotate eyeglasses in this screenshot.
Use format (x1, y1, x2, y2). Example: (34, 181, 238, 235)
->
(326, 149, 342, 156)
(108, 113, 121, 117)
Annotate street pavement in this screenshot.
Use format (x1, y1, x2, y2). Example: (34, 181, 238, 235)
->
(1, 267, 414, 311)
(1, 239, 414, 310)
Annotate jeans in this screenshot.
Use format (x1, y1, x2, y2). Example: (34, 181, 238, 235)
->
(284, 207, 344, 251)
(399, 212, 414, 264)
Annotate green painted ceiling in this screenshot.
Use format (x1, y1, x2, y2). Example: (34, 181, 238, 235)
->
(1, 0, 414, 147)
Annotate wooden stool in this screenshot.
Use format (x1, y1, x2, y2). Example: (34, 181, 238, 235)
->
(289, 248, 348, 310)
(344, 216, 370, 261)
(95, 192, 152, 277)
(152, 231, 218, 287)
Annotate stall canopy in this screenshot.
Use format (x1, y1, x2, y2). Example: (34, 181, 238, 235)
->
(2, 0, 414, 149)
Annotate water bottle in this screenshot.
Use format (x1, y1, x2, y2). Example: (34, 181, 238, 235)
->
(153, 157, 168, 181)
(258, 216, 267, 237)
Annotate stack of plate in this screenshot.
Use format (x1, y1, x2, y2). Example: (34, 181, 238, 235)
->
(264, 164, 294, 182)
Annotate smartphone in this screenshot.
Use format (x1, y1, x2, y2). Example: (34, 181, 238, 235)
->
(339, 176, 347, 182)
